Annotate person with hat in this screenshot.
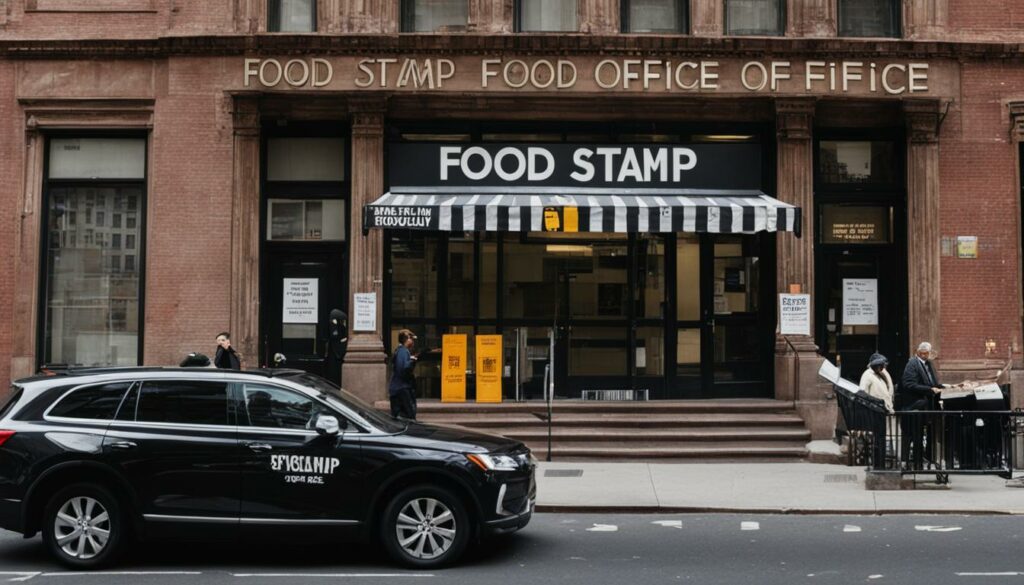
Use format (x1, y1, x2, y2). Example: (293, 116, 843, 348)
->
(859, 352, 895, 413)
(388, 329, 419, 420)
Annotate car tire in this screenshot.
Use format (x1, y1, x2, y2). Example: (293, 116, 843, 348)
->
(42, 483, 125, 569)
(381, 485, 470, 569)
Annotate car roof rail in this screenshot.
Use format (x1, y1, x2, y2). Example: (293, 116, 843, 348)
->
(33, 365, 310, 379)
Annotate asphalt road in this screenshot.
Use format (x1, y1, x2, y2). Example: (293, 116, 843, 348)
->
(0, 514, 1022, 584)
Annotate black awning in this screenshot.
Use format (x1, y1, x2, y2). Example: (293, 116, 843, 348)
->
(363, 187, 801, 236)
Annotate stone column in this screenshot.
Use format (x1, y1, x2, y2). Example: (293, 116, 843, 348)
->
(579, 0, 618, 33)
(468, 0, 514, 33)
(691, 0, 723, 36)
(342, 98, 388, 404)
(904, 99, 942, 358)
(1010, 102, 1024, 412)
(229, 96, 261, 368)
(774, 98, 834, 439)
(233, 0, 264, 33)
(787, 0, 836, 37)
(904, 0, 948, 40)
(9, 120, 45, 380)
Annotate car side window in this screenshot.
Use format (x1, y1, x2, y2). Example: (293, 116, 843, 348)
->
(242, 384, 335, 431)
(48, 382, 133, 420)
(136, 380, 229, 426)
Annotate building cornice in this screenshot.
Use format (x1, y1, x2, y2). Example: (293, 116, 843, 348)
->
(3, 34, 1024, 60)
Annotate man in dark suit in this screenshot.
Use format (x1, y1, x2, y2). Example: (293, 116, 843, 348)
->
(899, 341, 942, 466)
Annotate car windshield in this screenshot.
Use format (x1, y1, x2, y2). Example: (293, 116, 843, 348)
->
(282, 372, 407, 434)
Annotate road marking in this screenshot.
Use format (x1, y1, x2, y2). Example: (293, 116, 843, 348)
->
(741, 521, 760, 531)
(652, 520, 683, 529)
(586, 523, 618, 532)
(0, 574, 40, 583)
(42, 573, 203, 577)
(915, 525, 962, 533)
(843, 525, 862, 533)
(955, 572, 1024, 577)
(868, 575, 883, 580)
(231, 574, 434, 579)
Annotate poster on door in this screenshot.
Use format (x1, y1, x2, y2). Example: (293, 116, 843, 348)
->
(441, 334, 467, 403)
(842, 279, 878, 326)
(282, 278, 318, 324)
(475, 335, 503, 403)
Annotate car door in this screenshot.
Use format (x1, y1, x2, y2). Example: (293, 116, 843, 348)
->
(102, 377, 240, 537)
(235, 382, 364, 531)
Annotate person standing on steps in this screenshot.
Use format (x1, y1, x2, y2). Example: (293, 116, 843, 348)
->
(389, 329, 419, 420)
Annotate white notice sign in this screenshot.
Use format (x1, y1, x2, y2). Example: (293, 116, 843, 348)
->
(353, 292, 377, 332)
(779, 294, 811, 336)
(282, 278, 318, 324)
(842, 278, 878, 326)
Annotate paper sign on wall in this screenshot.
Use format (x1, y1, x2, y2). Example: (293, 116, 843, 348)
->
(779, 294, 811, 336)
(282, 278, 318, 324)
(475, 335, 503, 403)
(442, 334, 467, 403)
(353, 293, 377, 331)
(842, 279, 878, 326)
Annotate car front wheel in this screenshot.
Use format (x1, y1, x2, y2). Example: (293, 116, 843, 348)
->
(381, 485, 470, 569)
(42, 483, 125, 569)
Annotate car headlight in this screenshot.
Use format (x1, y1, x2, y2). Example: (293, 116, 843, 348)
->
(466, 453, 520, 472)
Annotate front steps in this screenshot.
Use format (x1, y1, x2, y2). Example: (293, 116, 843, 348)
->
(381, 400, 813, 461)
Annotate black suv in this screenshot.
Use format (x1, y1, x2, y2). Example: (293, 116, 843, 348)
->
(0, 368, 535, 569)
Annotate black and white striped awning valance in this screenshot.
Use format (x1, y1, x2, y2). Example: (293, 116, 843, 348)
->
(363, 188, 801, 236)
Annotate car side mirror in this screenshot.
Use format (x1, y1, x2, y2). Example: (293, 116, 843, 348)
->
(315, 415, 341, 436)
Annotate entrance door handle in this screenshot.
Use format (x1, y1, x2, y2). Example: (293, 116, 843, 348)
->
(109, 441, 137, 450)
(246, 442, 273, 453)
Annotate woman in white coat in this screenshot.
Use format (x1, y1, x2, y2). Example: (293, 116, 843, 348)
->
(859, 352, 895, 413)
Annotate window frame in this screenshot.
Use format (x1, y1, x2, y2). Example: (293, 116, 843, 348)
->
(515, 0, 579, 33)
(620, 0, 688, 34)
(837, 0, 900, 38)
(723, 0, 786, 37)
(268, 0, 317, 33)
(38, 132, 148, 370)
(133, 379, 232, 428)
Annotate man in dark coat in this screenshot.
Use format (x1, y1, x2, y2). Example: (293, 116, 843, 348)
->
(388, 329, 418, 420)
(214, 332, 242, 370)
(900, 341, 941, 411)
(899, 341, 941, 465)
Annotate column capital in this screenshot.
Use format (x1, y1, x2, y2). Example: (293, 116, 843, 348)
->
(348, 97, 386, 134)
(1009, 101, 1024, 142)
(231, 95, 261, 137)
(776, 98, 816, 141)
(904, 98, 942, 144)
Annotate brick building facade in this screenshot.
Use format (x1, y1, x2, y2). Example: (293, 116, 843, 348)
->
(2, 0, 1024, 437)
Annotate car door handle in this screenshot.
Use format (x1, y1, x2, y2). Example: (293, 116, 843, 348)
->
(246, 442, 273, 453)
(109, 441, 137, 450)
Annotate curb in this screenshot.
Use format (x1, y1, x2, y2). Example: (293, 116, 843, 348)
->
(534, 505, 1023, 515)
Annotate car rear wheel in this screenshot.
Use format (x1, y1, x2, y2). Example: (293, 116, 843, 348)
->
(42, 483, 124, 569)
(381, 485, 470, 569)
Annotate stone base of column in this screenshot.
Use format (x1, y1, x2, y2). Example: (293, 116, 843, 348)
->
(341, 334, 388, 405)
(1011, 369, 1024, 411)
(777, 336, 836, 440)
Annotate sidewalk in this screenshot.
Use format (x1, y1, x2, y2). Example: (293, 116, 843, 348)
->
(534, 462, 1024, 515)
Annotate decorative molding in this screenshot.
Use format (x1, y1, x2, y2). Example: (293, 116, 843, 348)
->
(20, 98, 155, 129)
(787, 0, 836, 38)
(1009, 100, 1024, 142)
(579, 0, 619, 34)
(691, 0, 723, 37)
(904, 98, 942, 143)
(776, 98, 816, 141)
(468, 0, 513, 34)
(233, 0, 264, 34)
(904, 0, 948, 40)
(230, 94, 261, 136)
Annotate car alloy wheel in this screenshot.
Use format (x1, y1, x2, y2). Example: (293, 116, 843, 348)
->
(53, 496, 111, 560)
(394, 497, 457, 560)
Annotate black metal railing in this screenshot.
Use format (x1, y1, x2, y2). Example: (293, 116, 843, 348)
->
(833, 386, 1023, 481)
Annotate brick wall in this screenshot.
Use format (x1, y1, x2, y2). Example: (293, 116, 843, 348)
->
(938, 61, 1023, 361)
(0, 61, 17, 388)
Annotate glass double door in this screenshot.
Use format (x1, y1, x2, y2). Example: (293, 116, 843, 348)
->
(509, 233, 772, 400)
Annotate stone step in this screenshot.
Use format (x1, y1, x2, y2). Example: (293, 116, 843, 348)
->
(523, 442, 809, 460)
(419, 413, 807, 428)
(378, 399, 798, 415)
(454, 426, 812, 443)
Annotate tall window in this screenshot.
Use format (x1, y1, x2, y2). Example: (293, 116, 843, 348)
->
(725, 0, 784, 36)
(42, 137, 146, 367)
(401, 0, 468, 32)
(838, 0, 899, 37)
(623, 0, 687, 33)
(268, 0, 316, 32)
(519, 0, 577, 32)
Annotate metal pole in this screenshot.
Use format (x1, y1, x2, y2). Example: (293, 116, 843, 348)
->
(543, 362, 552, 462)
(514, 328, 521, 402)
